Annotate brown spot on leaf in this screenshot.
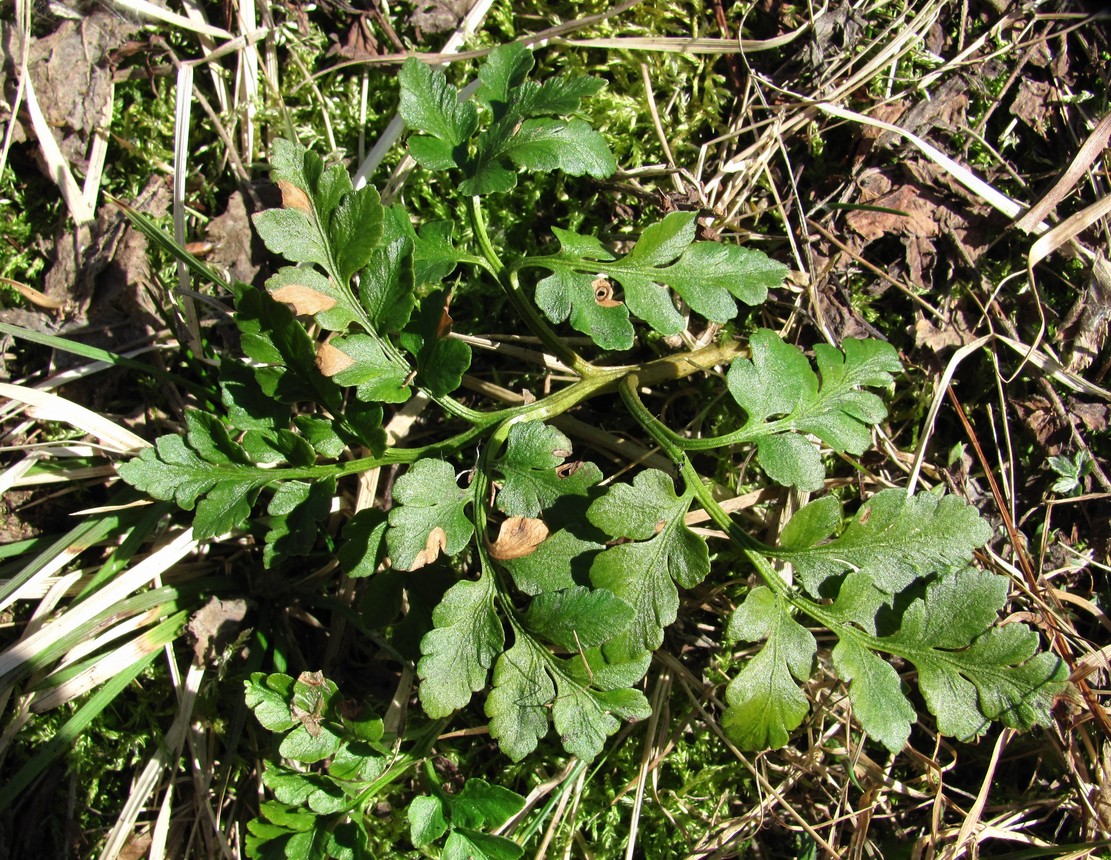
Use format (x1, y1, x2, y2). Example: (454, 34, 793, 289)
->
(593, 278, 622, 308)
(291, 671, 328, 737)
(654, 518, 668, 534)
(489, 516, 550, 560)
(411, 527, 448, 569)
(316, 341, 355, 377)
(272, 284, 337, 316)
(278, 180, 312, 213)
(435, 290, 456, 339)
(555, 461, 583, 478)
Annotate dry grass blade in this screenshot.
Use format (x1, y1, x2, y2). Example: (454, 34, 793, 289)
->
(0, 529, 196, 684)
(0, 381, 150, 454)
(107, 0, 232, 39)
(1015, 112, 1111, 234)
(98, 662, 206, 860)
(21, 64, 94, 228)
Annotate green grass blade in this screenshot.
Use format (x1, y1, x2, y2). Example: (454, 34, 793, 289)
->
(0, 644, 161, 810)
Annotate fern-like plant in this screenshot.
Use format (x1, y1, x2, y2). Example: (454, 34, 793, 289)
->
(116, 43, 1066, 858)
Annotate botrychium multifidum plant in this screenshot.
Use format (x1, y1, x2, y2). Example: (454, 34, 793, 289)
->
(117, 44, 1067, 858)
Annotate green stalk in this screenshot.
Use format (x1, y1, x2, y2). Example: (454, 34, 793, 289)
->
(466, 196, 590, 375)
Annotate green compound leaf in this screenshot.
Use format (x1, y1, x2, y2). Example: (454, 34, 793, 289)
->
(253, 206, 331, 272)
(587, 469, 709, 653)
(493, 422, 601, 517)
(263, 477, 336, 568)
(399, 58, 478, 170)
(522, 585, 634, 651)
(328, 184, 383, 284)
(384, 206, 487, 288)
(261, 264, 355, 331)
(316, 333, 411, 403)
(723, 587, 816, 750)
(485, 634, 650, 762)
(534, 263, 633, 351)
(529, 213, 785, 348)
(443, 830, 523, 860)
(418, 568, 503, 718)
(359, 231, 416, 334)
(399, 288, 472, 397)
(513, 76, 607, 117)
(229, 282, 385, 453)
(386, 458, 474, 571)
(832, 638, 917, 753)
(475, 43, 533, 109)
(337, 508, 388, 578)
(255, 139, 383, 288)
(551, 668, 650, 761)
(400, 45, 614, 196)
(776, 489, 994, 596)
(876, 567, 1067, 742)
(726, 330, 903, 490)
(117, 411, 271, 540)
(501, 527, 601, 596)
(486, 639, 555, 762)
(464, 117, 615, 196)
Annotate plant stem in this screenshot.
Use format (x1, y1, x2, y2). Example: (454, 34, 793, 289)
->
(466, 195, 591, 374)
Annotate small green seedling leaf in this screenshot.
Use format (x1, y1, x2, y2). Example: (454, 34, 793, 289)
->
(587, 469, 709, 653)
(443, 829, 523, 860)
(727, 330, 902, 490)
(723, 587, 816, 749)
(409, 795, 449, 848)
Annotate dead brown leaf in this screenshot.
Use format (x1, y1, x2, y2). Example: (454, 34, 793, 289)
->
(205, 190, 263, 286)
(489, 516, 550, 561)
(845, 173, 941, 243)
(187, 596, 249, 665)
(913, 304, 978, 356)
(409, 0, 471, 36)
(1060, 254, 1111, 373)
(327, 20, 380, 61)
(1009, 78, 1054, 138)
(6, 10, 139, 169)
